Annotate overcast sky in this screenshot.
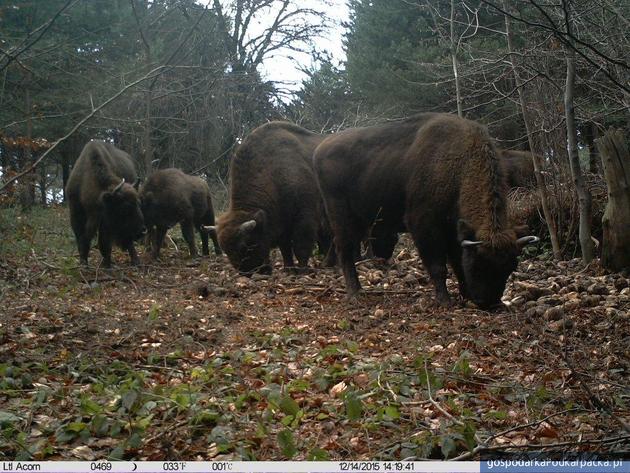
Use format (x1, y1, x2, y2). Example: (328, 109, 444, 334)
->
(201, 0, 350, 96)
(259, 1, 349, 95)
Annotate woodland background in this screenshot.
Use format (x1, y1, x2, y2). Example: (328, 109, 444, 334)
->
(0, 1, 629, 461)
(0, 0, 627, 261)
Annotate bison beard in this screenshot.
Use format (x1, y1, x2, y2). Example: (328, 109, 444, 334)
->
(216, 121, 329, 275)
(66, 141, 146, 268)
(314, 113, 538, 309)
(140, 168, 221, 259)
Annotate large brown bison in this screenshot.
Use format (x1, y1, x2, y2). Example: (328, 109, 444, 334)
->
(210, 121, 326, 274)
(314, 113, 538, 309)
(140, 168, 221, 259)
(66, 141, 146, 267)
(503, 149, 536, 189)
(361, 148, 538, 261)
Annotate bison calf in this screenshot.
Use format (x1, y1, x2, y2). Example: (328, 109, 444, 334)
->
(66, 141, 146, 267)
(140, 168, 221, 259)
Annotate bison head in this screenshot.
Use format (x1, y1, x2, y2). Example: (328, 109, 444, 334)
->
(215, 209, 272, 275)
(101, 179, 146, 244)
(458, 219, 538, 310)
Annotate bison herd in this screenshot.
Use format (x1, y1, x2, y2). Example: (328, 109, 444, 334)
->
(67, 112, 540, 309)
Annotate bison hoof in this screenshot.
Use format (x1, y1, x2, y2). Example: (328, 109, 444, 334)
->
(345, 290, 368, 305)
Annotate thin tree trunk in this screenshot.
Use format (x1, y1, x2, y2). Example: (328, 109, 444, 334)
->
(583, 122, 599, 174)
(61, 151, 70, 203)
(144, 80, 153, 175)
(450, 0, 462, 117)
(39, 157, 47, 206)
(563, 0, 594, 264)
(596, 129, 630, 271)
(19, 81, 35, 211)
(131, 0, 153, 176)
(503, 4, 561, 260)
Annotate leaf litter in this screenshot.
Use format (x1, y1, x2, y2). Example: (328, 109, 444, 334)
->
(0, 207, 628, 460)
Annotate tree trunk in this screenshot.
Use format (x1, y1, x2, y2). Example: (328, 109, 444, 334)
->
(62, 151, 70, 203)
(19, 83, 35, 211)
(563, 1, 594, 264)
(450, 0, 462, 117)
(503, 4, 561, 260)
(596, 129, 630, 271)
(39, 157, 47, 206)
(583, 122, 600, 174)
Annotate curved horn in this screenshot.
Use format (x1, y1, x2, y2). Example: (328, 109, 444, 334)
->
(202, 225, 216, 234)
(516, 235, 540, 246)
(113, 178, 125, 193)
(461, 239, 483, 248)
(239, 220, 257, 232)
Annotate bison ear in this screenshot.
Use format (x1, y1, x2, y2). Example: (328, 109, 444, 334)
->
(253, 209, 266, 226)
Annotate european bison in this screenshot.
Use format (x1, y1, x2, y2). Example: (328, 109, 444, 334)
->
(503, 149, 536, 189)
(314, 113, 538, 309)
(361, 149, 538, 261)
(140, 168, 221, 259)
(210, 121, 326, 274)
(66, 141, 146, 267)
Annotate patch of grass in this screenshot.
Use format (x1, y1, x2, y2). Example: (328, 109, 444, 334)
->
(0, 205, 74, 261)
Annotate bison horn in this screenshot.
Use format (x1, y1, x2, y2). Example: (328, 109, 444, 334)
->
(239, 220, 257, 232)
(461, 240, 483, 248)
(113, 178, 125, 193)
(202, 225, 216, 234)
(516, 235, 540, 246)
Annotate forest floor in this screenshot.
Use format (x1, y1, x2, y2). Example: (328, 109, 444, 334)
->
(0, 206, 629, 461)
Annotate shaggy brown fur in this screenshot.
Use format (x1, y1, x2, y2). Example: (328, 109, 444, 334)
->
(314, 113, 534, 308)
(217, 121, 326, 274)
(141, 168, 221, 259)
(66, 141, 145, 267)
(359, 148, 538, 261)
(503, 149, 536, 189)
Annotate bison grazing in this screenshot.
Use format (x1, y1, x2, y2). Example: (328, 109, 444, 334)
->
(211, 121, 326, 274)
(360, 149, 538, 262)
(314, 113, 538, 309)
(140, 168, 221, 259)
(66, 141, 146, 267)
(503, 149, 536, 189)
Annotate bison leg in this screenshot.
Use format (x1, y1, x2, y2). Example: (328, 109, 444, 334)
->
(199, 226, 210, 256)
(279, 240, 295, 268)
(447, 243, 469, 300)
(181, 220, 198, 257)
(70, 207, 94, 266)
(97, 224, 113, 268)
(152, 226, 167, 259)
(321, 243, 337, 267)
(210, 230, 222, 255)
(292, 220, 317, 269)
(125, 242, 140, 266)
(412, 233, 451, 305)
(329, 215, 363, 295)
